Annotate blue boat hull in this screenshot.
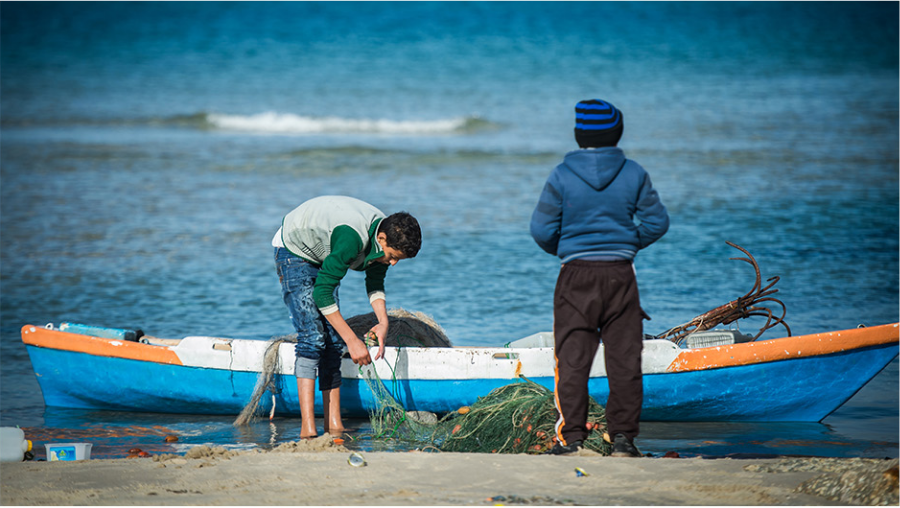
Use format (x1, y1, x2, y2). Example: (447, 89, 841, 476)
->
(25, 340, 898, 422)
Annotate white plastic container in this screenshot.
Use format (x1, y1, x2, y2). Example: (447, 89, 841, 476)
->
(505, 331, 554, 348)
(0, 427, 33, 462)
(45, 443, 92, 461)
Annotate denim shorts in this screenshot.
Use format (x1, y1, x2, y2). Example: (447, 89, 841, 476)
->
(274, 247, 343, 390)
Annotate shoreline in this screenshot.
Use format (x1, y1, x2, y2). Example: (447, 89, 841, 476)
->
(1, 438, 897, 506)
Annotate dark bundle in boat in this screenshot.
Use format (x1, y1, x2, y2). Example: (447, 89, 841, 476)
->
(346, 309, 453, 348)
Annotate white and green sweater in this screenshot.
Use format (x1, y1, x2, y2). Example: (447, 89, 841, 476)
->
(275, 196, 388, 315)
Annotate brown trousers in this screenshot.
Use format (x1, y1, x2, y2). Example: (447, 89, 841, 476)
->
(553, 259, 645, 446)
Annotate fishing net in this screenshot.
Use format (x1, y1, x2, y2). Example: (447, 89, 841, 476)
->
(357, 364, 439, 444)
(358, 364, 613, 455)
(346, 309, 452, 347)
(352, 243, 794, 453)
(236, 308, 612, 455)
(234, 309, 451, 426)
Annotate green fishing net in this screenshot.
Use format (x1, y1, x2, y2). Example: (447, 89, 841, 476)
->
(237, 307, 612, 455)
(358, 364, 613, 455)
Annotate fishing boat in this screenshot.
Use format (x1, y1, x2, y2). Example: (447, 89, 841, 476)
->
(20, 321, 898, 422)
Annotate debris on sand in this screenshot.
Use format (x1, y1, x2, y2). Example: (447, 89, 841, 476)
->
(746, 457, 899, 505)
(271, 435, 348, 453)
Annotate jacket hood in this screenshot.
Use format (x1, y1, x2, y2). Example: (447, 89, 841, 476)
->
(562, 147, 627, 191)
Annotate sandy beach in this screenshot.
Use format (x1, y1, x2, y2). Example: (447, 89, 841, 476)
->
(1, 437, 897, 506)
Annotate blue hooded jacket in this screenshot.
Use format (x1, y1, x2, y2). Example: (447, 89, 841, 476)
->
(530, 147, 669, 263)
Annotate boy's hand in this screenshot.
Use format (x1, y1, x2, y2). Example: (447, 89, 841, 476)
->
(346, 339, 372, 365)
(366, 325, 388, 361)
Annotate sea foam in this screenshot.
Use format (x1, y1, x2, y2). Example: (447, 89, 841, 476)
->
(207, 112, 474, 135)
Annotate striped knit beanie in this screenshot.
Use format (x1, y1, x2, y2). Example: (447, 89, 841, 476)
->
(574, 99, 624, 148)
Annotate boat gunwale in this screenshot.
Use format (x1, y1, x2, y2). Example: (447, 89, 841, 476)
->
(665, 323, 899, 373)
(21, 325, 183, 365)
(21, 323, 899, 376)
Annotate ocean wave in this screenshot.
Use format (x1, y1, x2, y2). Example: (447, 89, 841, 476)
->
(205, 112, 495, 135)
(1, 111, 500, 136)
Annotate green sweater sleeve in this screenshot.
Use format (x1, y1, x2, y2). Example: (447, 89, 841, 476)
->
(313, 226, 363, 314)
(364, 262, 388, 301)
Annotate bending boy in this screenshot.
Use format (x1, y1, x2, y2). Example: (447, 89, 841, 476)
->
(273, 195, 421, 439)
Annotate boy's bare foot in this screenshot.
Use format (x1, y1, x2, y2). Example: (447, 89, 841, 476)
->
(324, 426, 345, 437)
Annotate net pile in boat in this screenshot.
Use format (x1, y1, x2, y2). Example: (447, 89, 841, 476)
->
(346, 308, 453, 348)
(359, 366, 613, 455)
(234, 309, 451, 426)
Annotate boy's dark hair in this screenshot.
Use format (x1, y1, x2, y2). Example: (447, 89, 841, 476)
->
(380, 212, 421, 258)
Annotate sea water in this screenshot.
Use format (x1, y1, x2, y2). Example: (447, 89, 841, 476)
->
(1, 2, 897, 459)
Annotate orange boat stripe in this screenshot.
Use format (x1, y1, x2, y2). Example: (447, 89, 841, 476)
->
(21, 325, 183, 365)
(667, 323, 899, 373)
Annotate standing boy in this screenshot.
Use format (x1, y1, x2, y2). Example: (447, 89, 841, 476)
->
(273, 195, 421, 439)
(530, 99, 669, 457)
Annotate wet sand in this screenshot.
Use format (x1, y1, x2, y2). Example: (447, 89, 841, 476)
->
(1, 437, 897, 506)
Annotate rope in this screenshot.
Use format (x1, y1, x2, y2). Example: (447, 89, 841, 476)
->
(233, 334, 296, 426)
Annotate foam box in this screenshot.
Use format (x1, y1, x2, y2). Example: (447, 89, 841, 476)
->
(45, 443, 92, 461)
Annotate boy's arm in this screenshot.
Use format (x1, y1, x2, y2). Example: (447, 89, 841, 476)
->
(367, 297, 389, 361)
(530, 172, 563, 255)
(363, 263, 390, 360)
(316, 226, 373, 365)
(634, 173, 670, 249)
(313, 226, 363, 315)
(364, 262, 388, 305)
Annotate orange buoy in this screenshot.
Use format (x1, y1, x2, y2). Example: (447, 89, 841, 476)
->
(164, 435, 178, 442)
(457, 406, 470, 415)
(452, 424, 462, 434)
(128, 448, 142, 454)
(138, 451, 151, 457)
